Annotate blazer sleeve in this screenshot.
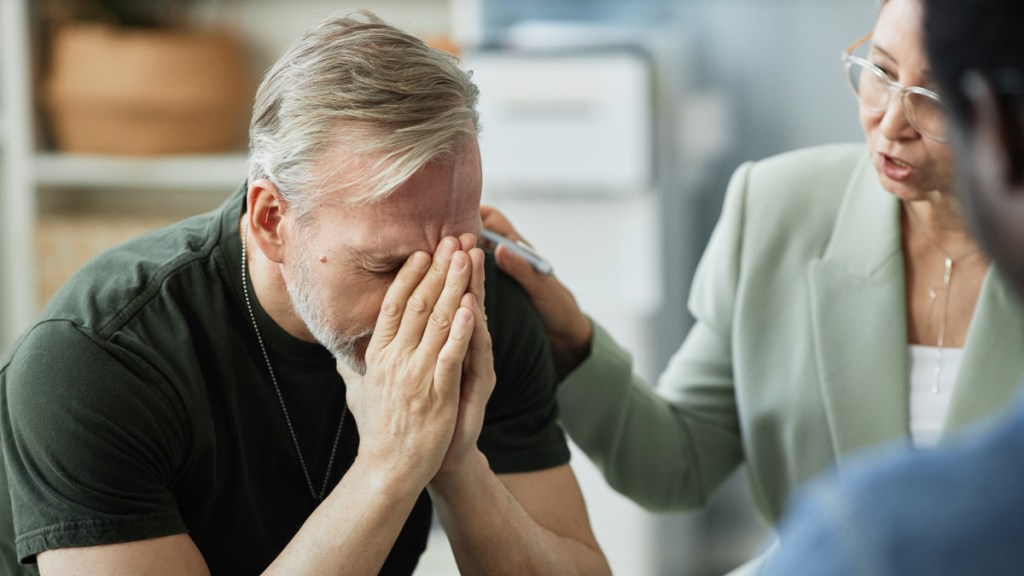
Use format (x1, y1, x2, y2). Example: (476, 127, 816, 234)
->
(557, 161, 753, 511)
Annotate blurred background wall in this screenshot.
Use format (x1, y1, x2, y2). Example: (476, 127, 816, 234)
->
(1, 0, 876, 574)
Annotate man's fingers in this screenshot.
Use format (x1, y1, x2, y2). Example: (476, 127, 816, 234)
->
(459, 291, 491, 376)
(458, 232, 477, 253)
(460, 291, 495, 424)
(394, 237, 459, 346)
(416, 250, 472, 357)
(434, 305, 475, 397)
(464, 292, 492, 361)
(371, 251, 431, 347)
(468, 247, 486, 316)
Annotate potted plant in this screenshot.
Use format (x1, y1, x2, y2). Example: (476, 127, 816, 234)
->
(42, 0, 253, 155)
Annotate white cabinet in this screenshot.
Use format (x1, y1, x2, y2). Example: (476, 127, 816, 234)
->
(466, 50, 653, 195)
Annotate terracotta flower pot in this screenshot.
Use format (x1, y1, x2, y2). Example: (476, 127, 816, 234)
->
(44, 23, 253, 155)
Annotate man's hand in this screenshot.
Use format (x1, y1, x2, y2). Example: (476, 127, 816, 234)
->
(423, 232, 609, 575)
(435, 234, 496, 476)
(339, 236, 477, 487)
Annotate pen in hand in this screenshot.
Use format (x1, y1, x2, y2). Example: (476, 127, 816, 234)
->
(481, 229, 554, 276)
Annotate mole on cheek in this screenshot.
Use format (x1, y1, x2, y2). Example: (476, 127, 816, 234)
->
(319, 255, 328, 264)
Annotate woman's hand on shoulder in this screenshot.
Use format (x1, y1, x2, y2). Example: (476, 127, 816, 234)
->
(480, 205, 593, 378)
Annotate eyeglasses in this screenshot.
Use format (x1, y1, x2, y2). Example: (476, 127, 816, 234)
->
(841, 32, 949, 142)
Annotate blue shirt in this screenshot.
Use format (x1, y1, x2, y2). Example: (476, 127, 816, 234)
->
(765, 386, 1024, 575)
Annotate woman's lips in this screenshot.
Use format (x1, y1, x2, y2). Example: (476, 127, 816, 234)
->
(876, 153, 915, 182)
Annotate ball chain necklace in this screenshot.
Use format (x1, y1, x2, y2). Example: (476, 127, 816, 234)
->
(241, 220, 347, 501)
(904, 201, 983, 394)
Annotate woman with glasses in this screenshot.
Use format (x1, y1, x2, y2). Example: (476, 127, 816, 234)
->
(482, 0, 1024, 572)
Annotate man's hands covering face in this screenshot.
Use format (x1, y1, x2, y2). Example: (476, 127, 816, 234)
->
(338, 235, 495, 487)
(438, 235, 495, 476)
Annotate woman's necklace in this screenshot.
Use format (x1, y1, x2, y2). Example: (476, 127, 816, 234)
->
(904, 201, 983, 394)
(241, 220, 347, 501)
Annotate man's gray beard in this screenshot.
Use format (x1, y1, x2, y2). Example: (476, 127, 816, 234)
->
(286, 254, 371, 375)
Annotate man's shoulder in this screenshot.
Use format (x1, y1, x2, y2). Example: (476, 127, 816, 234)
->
(481, 249, 550, 372)
(482, 250, 534, 324)
(846, 415, 1024, 570)
(38, 201, 232, 339)
(475, 249, 567, 472)
(479, 249, 544, 338)
(775, 406, 1024, 575)
(844, 404, 1024, 501)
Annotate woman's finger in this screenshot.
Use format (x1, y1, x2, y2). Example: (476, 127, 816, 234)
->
(480, 205, 524, 244)
(494, 243, 548, 293)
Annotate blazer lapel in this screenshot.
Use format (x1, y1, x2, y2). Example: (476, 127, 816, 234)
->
(944, 268, 1024, 434)
(808, 155, 911, 466)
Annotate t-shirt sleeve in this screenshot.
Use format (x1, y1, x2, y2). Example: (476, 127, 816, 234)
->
(0, 320, 189, 563)
(478, 254, 569, 474)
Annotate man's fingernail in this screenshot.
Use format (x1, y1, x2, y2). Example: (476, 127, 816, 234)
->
(410, 252, 430, 269)
(439, 237, 457, 256)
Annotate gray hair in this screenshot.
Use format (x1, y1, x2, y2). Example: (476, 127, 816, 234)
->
(247, 12, 480, 219)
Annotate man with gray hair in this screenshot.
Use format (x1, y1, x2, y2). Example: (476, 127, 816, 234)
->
(0, 13, 609, 575)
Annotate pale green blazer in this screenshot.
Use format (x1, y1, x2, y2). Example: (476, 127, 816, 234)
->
(559, 143, 1024, 526)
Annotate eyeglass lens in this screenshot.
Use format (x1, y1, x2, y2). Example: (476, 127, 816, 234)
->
(846, 59, 947, 140)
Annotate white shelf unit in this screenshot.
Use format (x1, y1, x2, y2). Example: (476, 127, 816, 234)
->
(34, 153, 249, 190)
(1, 0, 36, 353)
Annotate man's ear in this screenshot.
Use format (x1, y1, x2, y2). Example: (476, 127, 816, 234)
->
(963, 71, 1024, 190)
(245, 179, 289, 264)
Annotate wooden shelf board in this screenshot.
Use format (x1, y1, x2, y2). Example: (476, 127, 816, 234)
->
(34, 152, 249, 190)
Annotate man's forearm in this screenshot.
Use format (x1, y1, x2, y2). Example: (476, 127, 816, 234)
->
(38, 456, 428, 576)
(263, 457, 425, 575)
(428, 453, 610, 576)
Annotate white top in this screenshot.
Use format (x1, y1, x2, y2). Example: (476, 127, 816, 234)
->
(908, 344, 965, 449)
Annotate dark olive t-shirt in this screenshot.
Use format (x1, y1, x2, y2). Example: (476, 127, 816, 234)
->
(0, 186, 568, 575)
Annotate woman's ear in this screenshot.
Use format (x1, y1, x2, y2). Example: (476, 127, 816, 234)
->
(245, 179, 288, 264)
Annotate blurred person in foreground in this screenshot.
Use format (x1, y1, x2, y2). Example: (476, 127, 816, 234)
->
(481, 0, 1024, 571)
(0, 13, 608, 576)
(764, 0, 1024, 573)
